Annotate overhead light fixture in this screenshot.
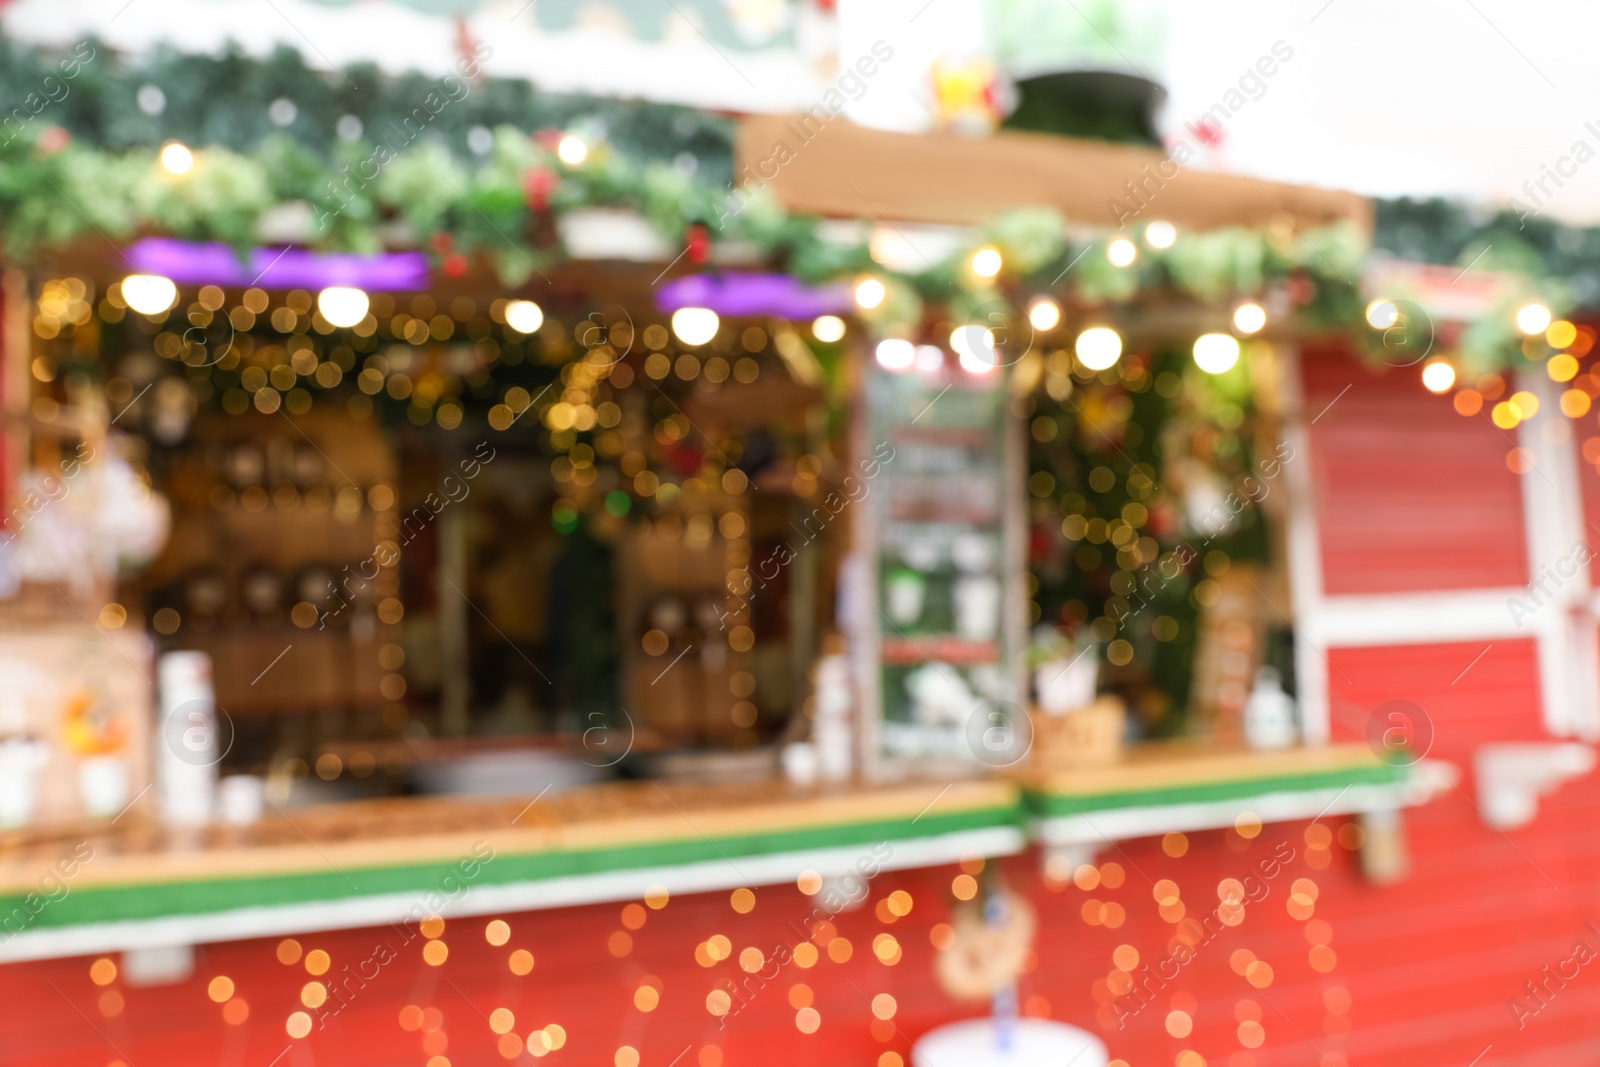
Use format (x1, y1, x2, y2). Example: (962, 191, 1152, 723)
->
(504, 299, 545, 335)
(316, 287, 369, 329)
(671, 306, 720, 346)
(121, 274, 177, 316)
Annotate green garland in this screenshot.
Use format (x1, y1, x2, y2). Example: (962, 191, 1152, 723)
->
(0, 119, 1369, 327)
(0, 41, 1372, 333)
(6, 37, 1595, 376)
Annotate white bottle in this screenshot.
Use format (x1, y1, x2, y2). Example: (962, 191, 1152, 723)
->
(157, 651, 221, 826)
(813, 652, 854, 781)
(1244, 667, 1298, 749)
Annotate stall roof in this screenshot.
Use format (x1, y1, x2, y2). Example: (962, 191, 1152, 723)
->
(736, 115, 1371, 235)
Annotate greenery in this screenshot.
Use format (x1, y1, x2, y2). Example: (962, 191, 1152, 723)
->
(1027, 346, 1269, 735)
(0, 40, 1372, 334)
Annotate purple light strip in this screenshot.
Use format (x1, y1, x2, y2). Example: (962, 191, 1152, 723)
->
(656, 272, 852, 319)
(125, 238, 430, 291)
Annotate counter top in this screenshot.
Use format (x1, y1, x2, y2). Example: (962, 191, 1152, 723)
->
(0, 777, 1024, 962)
(0, 744, 1447, 963)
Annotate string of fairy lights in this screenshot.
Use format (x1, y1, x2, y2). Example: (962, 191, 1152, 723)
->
(1371, 295, 1599, 474)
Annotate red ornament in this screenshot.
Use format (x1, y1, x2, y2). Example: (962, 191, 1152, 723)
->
(35, 125, 70, 156)
(523, 167, 558, 211)
(1191, 117, 1225, 147)
(1285, 271, 1316, 305)
(443, 253, 468, 278)
(430, 231, 454, 254)
(684, 223, 710, 266)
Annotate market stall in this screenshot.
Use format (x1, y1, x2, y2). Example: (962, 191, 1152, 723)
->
(0, 39, 1477, 1067)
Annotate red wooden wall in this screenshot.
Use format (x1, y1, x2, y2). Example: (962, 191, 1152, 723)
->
(1299, 340, 1531, 595)
(4, 341, 1596, 1067)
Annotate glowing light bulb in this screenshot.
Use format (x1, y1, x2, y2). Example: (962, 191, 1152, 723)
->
(950, 325, 997, 373)
(671, 306, 720, 346)
(504, 299, 545, 334)
(316, 287, 369, 329)
(160, 142, 193, 175)
(1074, 327, 1122, 371)
(1028, 298, 1061, 332)
(854, 277, 885, 310)
(1108, 239, 1137, 267)
(121, 274, 177, 316)
(557, 135, 588, 166)
(1144, 221, 1176, 249)
(1421, 361, 1456, 393)
(1232, 303, 1266, 335)
(1365, 299, 1398, 329)
(874, 339, 914, 371)
(1516, 303, 1552, 335)
(970, 247, 1002, 278)
(811, 315, 845, 343)
(1193, 332, 1241, 374)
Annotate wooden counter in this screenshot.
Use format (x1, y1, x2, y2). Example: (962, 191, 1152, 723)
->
(0, 777, 1024, 963)
(0, 745, 1449, 963)
(1021, 742, 1455, 873)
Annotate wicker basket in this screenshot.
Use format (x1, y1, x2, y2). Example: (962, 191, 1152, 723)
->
(1030, 696, 1126, 771)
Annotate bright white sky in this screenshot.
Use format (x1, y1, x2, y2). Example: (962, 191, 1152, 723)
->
(7, 0, 1596, 223)
(1159, 0, 1600, 223)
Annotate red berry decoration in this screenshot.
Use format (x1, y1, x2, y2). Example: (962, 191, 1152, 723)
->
(523, 167, 558, 211)
(35, 125, 70, 156)
(685, 223, 711, 265)
(443, 253, 468, 278)
(1284, 271, 1316, 305)
(1192, 116, 1225, 147)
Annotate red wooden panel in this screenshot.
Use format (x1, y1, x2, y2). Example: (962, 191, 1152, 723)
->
(3, 640, 1593, 1067)
(1301, 340, 1531, 595)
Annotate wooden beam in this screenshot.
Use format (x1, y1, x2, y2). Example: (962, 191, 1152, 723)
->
(736, 116, 1371, 234)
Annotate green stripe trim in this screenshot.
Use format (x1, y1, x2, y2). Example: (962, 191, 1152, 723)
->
(1022, 762, 1408, 818)
(1, 804, 1021, 932)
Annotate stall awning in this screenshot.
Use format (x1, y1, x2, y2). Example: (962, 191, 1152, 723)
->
(736, 115, 1371, 234)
